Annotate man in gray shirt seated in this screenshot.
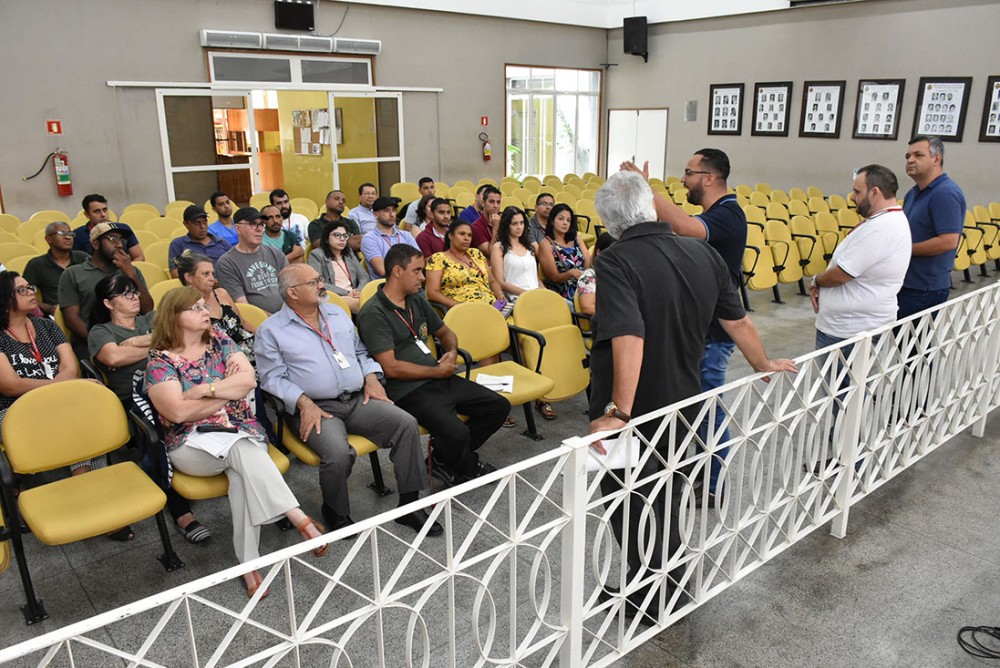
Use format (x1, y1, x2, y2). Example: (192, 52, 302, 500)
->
(255, 263, 442, 535)
(216, 207, 288, 314)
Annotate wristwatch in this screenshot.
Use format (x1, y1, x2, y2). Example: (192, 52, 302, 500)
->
(809, 275, 819, 290)
(209, 382, 217, 398)
(603, 401, 631, 422)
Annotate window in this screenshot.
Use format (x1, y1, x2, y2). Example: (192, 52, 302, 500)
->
(209, 52, 372, 86)
(506, 66, 601, 179)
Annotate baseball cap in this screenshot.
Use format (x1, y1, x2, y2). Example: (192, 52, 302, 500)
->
(90, 222, 127, 245)
(233, 207, 265, 224)
(183, 204, 209, 222)
(372, 196, 401, 211)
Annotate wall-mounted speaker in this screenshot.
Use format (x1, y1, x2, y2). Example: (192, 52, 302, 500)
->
(275, 0, 315, 32)
(624, 16, 648, 62)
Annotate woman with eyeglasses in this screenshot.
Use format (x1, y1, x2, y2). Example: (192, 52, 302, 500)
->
(307, 220, 369, 313)
(146, 287, 328, 597)
(175, 250, 255, 360)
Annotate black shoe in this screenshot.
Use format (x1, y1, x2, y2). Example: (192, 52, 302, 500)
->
(394, 508, 444, 536)
(426, 456, 459, 487)
(454, 459, 498, 485)
(321, 504, 354, 532)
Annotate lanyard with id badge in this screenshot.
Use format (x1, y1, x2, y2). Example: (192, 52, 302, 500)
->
(294, 309, 351, 369)
(394, 307, 432, 356)
(7, 323, 55, 379)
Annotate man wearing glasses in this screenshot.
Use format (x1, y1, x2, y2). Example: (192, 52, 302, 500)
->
(23, 221, 90, 316)
(621, 149, 746, 507)
(216, 207, 289, 314)
(57, 222, 153, 360)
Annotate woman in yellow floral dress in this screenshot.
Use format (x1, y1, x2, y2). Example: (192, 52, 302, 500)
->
(425, 219, 508, 313)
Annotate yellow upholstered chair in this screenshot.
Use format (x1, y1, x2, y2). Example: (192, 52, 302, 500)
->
(500, 196, 523, 211)
(31, 230, 50, 252)
(0, 231, 21, 245)
(478, 178, 498, 188)
(973, 205, 1000, 264)
(149, 279, 183, 307)
(0, 242, 44, 265)
(827, 194, 848, 212)
(788, 187, 808, 203)
(17, 219, 50, 244)
(0, 213, 21, 234)
(806, 186, 825, 199)
(788, 199, 811, 219)
(359, 278, 385, 308)
(808, 197, 831, 215)
(511, 289, 590, 403)
(163, 200, 195, 220)
(122, 202, 161, 218)
(144, 241, 172, 272)
(500, 181, 518, 196)
(290, 197, 318, 221)
(743, 225, 779, 298)
(770, 189, 790, 205)
(235, 302, 270, 329)
(765, 202, 789, 224)
(555, 191, 578, 207)
(735, 184, 753, 199)
(132, 261, 170, 287)
(765, 220, 805, 289)
(119, 209, 158, 227)
(453, 179, 475, 191)
(52, 307, 72, 339)
(754, 183, 773, 195)
(434, 182, 451, 198)
(813, 212, 843, 259)
(29, 210, 72, 224)
(743, 205, 766, 231)
(443, 301, 555, 438)
(133, 229, 160, 249)
(790, 216, 829, 275)
(543, 175, 563, 189)
(749, 191, 770, 209)
(0, 380, 182, 622)
(327, 291, 351, 317)
(4, 254, 39, 276)
(521, 177, 542, 193)
(454, 192, 476, 215)
(146, 217, 185, 240)
(249, 193, 270, 210)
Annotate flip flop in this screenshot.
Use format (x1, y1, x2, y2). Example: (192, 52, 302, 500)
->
(177, 520, 212, 544)
(536, 401, 558, 420)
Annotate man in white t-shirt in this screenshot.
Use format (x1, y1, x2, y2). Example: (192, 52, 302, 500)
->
(810, 163, 911, 349)
(402, 177, 436, 228)
(270, 189, 310, 247)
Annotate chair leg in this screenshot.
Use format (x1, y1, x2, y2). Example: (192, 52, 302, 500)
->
(797, 277, 808, 296)
(980, 264, 989, 277)
(740, 283, 753, 312)
(521, 403, 544, 441)
(962, 268, 973, 283)
(771, 285, 785, 304)
(1, 500, 47, 624)
(367, 452, 394, 497)
(154, 511, 185, 572)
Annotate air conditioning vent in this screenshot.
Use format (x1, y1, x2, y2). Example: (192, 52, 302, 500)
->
(200, 30, 263, 49)
(263, 33, 333, 52)
(333, 38, 382, 55)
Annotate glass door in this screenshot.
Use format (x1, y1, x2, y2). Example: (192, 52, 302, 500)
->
(155, 88, 258, 206)
(328, 91, 405, 208)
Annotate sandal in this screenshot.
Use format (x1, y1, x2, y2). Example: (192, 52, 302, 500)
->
(106, 525, 134, 542)
(502, 416, 517, 428)
(536, 401, 558, 420)
(244, 570, 269, 599)
(176, 520, 211, 544)
(296, 516, 329, 558)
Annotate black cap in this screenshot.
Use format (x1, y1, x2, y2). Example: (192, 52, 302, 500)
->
(372, 196, 401, 211)
(183, 204, 209, 222)
(233, 207, 264, 224)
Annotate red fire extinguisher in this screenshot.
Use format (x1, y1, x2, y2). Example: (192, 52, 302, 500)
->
(53, 151, 73, 197)
(479, 132, 492, 162)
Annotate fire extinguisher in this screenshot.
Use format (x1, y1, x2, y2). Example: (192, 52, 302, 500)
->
(23, 150, 73, 197)
(479, 132, 492, 161)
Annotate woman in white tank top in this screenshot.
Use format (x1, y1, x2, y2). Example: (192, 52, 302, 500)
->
(490, 206, 539, 301)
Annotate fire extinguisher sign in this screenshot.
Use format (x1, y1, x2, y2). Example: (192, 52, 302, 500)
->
(46, 120, 63, 135)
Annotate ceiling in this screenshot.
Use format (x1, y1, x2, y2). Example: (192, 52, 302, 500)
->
(324, 0, 795, 29)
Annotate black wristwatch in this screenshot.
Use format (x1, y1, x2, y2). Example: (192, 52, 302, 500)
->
(603, 401, 631, 422)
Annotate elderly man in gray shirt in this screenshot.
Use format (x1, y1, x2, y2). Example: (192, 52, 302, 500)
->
(254, 263, 441, 536)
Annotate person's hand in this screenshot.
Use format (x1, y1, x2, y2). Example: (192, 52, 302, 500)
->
(758, 358, 799, 383)
(620, 160, 650, 180)
(588, 415, 627, 456)
(348, 289, 360, 299)
(298, 397, 332, 440)
(569, 269, 583, 279)
(362, 373, 392, 404)
(225, 357, 247, 377)
(112, 249, 136, 278)
(809, 286, 820, 313)
(436, 350, 458, 378)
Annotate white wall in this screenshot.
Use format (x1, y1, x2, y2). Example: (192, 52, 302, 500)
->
(605, 0, 1000, 205)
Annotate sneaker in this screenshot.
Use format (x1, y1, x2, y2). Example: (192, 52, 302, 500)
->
(426, 456, 459, 487)
(452, 459, 498, 485)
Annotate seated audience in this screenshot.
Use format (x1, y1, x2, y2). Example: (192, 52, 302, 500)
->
(425, 220, 507, 314)
(358, 245, 509, 486)
(490, 206, 539, 302)
(458, 183, 489, 225)
(216, 207, 288, 314)
(416, 197, 452, 258)
(146, 287, 328, 597)
(402, 193, 435, 234)
(309, 190, 360, 252)
(261, 204, 304, 264)
(73, 193, 144, 261)
(254, 264, 442, 536)
(526, 192, 554, 251)
(307, 220, 369, 313)
(23, 221, 89, 316)
(208, 191, 238, 246)
(58, 222, 153, 361)
(401, 177, 437, 228)
(360, 197, 419, 279)
(470, 186, 503, 255)
(175, 251, 255, 358)
(539, 203, 591, 302)
(574, 232, 615, 316)
(168, 205, 231, 276)
(270, 189, 309, 246)
(89, 274, 210, 544)
(348, 182, 379, 235)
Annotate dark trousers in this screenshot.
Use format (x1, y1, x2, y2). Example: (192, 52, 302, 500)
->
(395, 376, 510, 477)
(897, 286, 950, 320)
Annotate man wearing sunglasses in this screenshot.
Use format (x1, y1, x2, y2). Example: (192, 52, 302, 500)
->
(216, 207, 289, 314)
(23, 221, 89, 316)
(57, 222, 153, 360)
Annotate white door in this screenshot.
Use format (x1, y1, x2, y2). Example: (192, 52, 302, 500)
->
(607, 108, 668, 180)
(328, 91, 404, 203)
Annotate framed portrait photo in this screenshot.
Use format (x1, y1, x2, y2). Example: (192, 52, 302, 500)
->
(978, 76, 1000, 143)
(752, 82, 793, 137)
(852, 79, 905, 140)
(799, 81, 846, 138)
(911, 76, 972, 142)
(708, 83, 744, 135)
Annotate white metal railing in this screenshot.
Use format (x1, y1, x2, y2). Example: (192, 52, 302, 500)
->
(3, 281, 999, 667)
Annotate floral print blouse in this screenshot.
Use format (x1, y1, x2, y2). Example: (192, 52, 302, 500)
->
(426, 248, 496, 305)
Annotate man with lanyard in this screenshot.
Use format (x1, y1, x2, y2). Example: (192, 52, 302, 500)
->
(269, 189, 309, 247)
(415, 197, 452, 258)
(208, 191, 238, 246)
(255, 263, 441, 535)
(360, 197, 419, 279)
(622, 149, 746, 505)
(357, 244, 509, 486)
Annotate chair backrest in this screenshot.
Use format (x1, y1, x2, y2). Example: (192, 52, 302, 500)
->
(749, 191, 770, 209)
(0, 213, 21, 234)
(788, 187, 808, 203)
(359, 278, 385, 307)
(765, 202, 789, 223)
(235, 302, 270, 329)
(518, 324, 589, 402)
(164, 200, 195, 220)
(0, 231, 21, 245)
(770, 189, 790, 205)
(743, 205, 766, 228)
(787, 200, 810, 218)
(754, 183, 772, 195)
(443, 302, 509, 361)
(249, 193, 270, 210)
(453, 179, 475, 191)
(2, 380, 130, 473)
(0, 242, 46, 264)
(119, 209, 158, 226)
(827, 194, 848, 211)
(133, 229, 160, 249)
(149, 279, 183, 307)
(807, 186, 825, 199)
(735, 184, 753, 198)
(146, 217, 185, 240)
(30, 210, 72, 224)
(4, 253, 39, 276)
(973, 205, 990, 224)
(434, 182, 451, 198)
(327, 291, 351, 317)
(512, 288, 573, 332)
(290, 197, 319, 221)
(17, 218, 50, 243)
(131, 261, 169, 286)
(808, 196, 831, 214)
(122, 202, 161, 218)
(454, 192, 476, 209)
(521, 178, 541, 193)
(143, 241, 171, 271)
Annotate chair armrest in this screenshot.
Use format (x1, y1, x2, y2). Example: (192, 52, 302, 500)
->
(456, 347, 473, 380)
(79, 358, 103, 382)
(127, 405, 170, 488)
(0, 448, 22, 542)
(507, 323, 547, 374)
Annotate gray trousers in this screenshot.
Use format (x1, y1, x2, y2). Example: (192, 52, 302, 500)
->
(169, 437, 297, 563)
(292, 394, 427, 517)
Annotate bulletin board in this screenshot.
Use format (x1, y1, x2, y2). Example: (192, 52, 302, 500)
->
(291, 108, 332, 156)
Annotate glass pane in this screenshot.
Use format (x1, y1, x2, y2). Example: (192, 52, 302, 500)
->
(173, 168, 252, 207)
(534, 95, 554, 177)
(576, 95, 599, 175)
(507, 95, 528, 179)
(163, 96, 218, 168)
(531, 68, 554, 91)
(301, 59, 370, 85)
(554, 95, 577, 177)
(213, 56, 292, 83)
(338, 162, 382, 208)
(374, 97, 401, 158)
(507, 66, 530, 91)
(555, 69, 578, 92)
(579, 71, 601, 93)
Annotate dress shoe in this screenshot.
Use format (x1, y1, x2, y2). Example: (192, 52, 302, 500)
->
(321, 504, 354, 532)
(394, 508, 444, 536)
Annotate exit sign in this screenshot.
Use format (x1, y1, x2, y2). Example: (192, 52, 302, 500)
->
(46, 120, 63, 135)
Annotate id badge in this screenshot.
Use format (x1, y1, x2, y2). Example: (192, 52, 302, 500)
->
(332, 350, 351, 369)
(415, 338, 431, 355)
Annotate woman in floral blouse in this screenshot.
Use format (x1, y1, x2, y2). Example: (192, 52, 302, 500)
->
(425, 219, 507, 313)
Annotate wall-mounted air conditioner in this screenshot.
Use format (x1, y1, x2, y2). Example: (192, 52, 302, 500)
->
(333, 38, 382, 55)
(263, 33, 334, 52)
(200, 30, 264, 49)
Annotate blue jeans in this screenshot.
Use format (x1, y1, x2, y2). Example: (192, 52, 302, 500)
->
(697, 340, 736, 493)
(896, 287, 950, 320)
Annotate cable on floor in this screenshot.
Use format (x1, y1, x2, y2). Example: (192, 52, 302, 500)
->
(957, 625, 1000, 659)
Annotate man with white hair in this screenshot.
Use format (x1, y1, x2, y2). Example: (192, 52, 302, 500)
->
(588, 171, 795, 624)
